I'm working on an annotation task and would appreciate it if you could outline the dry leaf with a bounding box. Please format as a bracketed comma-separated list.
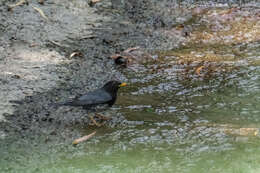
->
[195, 65, 204, 76]
[38, 0, 44, 5]
[124, 47, 140, 53]
[89, 0, 101, 7]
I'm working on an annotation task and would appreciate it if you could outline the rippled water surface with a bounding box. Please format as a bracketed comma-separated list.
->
[2, 40, 259, 173]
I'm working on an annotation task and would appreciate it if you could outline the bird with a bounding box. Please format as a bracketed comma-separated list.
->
[57, 80, 127, 126]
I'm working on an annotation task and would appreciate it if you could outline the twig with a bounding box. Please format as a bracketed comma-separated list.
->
[8, 0, 28, 11]
[92, 27, 112, 30]
[69, 51, 83, 59]
[32, 6, 48, 21]
[72, 131, 96, 145]
[49, 40, 62, 47]
[124, 47, 140, 53]
[49, 40, 70, 48]
[79, 35, 97, 40]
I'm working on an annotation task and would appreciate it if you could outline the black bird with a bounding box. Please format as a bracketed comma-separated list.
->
[59, 81, 126, 108]
[57, 81, 127, 125]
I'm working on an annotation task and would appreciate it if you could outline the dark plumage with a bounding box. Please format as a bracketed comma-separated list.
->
[57, 81, 126, 110]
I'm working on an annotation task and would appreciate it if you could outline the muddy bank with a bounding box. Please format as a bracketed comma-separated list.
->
[0, 0, 196, 138]
[0, 0, 108, 121]
[0, 1, 117, 145]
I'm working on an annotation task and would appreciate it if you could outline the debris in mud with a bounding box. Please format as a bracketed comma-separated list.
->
[79, 35, 97, 40]
[49, 40, 67, 47]
[195, 65, 204, 76]
[190, 7, 260, 44]
[38, 0, 44, 5]
[8, 0, 49, 20]
[191, 6, 209, 16]
[69, 51, 84, 59]
[88, 0, 102, 7]
[196, 123, 260, 137]
[110, 47, 154, 68]
[7, 0, 28, 11]
[152, 51, 238, 81]
[225, 128, 259, 137]
[32, 6, 48, 21]
[165, 24, 192, 39]
[181, 61, 236, 80]
[72, 131, 96, 145]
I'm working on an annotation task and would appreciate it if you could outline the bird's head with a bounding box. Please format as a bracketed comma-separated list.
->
[103, 81, 127, 94]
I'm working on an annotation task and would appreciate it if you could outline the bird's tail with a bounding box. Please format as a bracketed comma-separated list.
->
[48, 101, 76, 108]
[54, 101, 74, 106]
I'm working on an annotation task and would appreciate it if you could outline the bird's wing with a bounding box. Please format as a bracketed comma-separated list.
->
[73, 89, 112, 106]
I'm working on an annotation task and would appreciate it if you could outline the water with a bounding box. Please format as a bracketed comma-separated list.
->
[1, 5, 260, 173]
[2, 41, 260, 172]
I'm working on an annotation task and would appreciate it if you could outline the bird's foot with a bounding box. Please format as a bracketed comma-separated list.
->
[89, 114, 110, 127]
[89, 116, 103, 127]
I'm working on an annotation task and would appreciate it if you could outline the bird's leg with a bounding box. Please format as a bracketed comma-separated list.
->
[88, 114, 111, 127]
[89, 115, 102, 127]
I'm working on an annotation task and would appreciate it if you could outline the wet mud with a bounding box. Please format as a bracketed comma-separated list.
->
[0, 0, 196, 138]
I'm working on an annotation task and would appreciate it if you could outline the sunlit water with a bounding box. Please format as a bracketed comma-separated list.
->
[1, 6, 260, 173]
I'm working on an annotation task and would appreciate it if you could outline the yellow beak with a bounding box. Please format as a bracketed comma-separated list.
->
[119, 83, 127, 87]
